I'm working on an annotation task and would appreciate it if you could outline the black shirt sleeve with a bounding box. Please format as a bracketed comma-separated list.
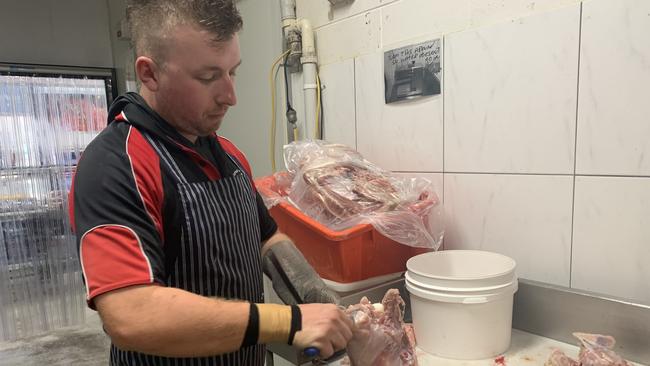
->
[71, 123, 167, 306]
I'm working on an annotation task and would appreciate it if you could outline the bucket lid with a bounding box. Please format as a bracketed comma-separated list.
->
[406, 250, 517, 290]
[405, 272, 514, 293]
[406, 279, 518, 304]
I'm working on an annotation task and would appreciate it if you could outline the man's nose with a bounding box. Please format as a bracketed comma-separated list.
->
[217, 76, 237, 106]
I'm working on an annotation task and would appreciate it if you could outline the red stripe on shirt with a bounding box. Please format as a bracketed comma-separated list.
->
[217, 135, 256, 192]
[114, 111, 126, 122]
[127, 127, 165, 243]
[80, 225, 154, 305]
[170, 140, 222, 180]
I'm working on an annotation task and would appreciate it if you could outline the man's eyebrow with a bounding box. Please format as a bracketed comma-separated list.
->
[200, 60, 242, 71]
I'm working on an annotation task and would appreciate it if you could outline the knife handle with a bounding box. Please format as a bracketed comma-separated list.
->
[304, 347, 319, 358]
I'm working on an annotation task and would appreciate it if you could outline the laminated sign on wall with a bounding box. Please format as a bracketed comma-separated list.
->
[384, 39, 441, 104]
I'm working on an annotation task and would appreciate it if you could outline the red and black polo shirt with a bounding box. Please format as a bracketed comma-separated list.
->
[69, 92, 277, 307]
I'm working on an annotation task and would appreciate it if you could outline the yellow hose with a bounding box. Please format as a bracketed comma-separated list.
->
[315, 72, 321, 140]
[270, 50, 291, 173]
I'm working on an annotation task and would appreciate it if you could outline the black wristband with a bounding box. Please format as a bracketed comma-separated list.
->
[288, 305, 302, 345]
[241, 303, 259, 348]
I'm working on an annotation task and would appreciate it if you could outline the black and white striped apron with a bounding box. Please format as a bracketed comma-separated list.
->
[110, 133, 265, 366]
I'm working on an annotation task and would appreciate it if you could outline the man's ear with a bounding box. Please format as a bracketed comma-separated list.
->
[135, 56, 160, 92]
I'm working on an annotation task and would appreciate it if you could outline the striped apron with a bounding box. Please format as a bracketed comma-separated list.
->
[110, 133, 265, 366]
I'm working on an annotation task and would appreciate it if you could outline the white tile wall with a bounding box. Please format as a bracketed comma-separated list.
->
[355, 52, 444, 172]
[315, 10, 381, 66]
[444, 5, 580, 174]
[572, 176, 650, 305]
[296, 0, 396, 29]
[296, 0, 582, 32]
[576, 0, 650, 176]
[319, 59, 357, 148]
[469, 0, 582, 28]
[443, 174, 574, 286]
[381, 0, 470, 47]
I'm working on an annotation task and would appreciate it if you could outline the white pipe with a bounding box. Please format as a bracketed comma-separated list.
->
[299, 19, 316, 61]
[302, 63, 317, 139]
[300, 18, 318, 140]
[280, 0, 296, 22]
[280, 0, 296, 37]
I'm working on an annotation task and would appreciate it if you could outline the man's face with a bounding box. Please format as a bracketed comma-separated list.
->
[155, 24, 241, 140]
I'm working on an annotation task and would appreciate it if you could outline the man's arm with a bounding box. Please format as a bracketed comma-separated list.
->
[95, 285, 249, 357]
[95, 284, 352, 358]
[261, 230, 291, 255]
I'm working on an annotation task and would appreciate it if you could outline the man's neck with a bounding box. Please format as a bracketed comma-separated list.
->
[139, 88, 198, 143]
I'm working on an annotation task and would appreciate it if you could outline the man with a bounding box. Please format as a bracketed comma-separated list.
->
[69, 1, 353, 365]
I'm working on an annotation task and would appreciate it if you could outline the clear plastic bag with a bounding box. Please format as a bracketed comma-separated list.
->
[255, 171, 293, 208]
[544, 333, 631, 366]
[575, 333, 631, 366]
[262, 140, 443, 249]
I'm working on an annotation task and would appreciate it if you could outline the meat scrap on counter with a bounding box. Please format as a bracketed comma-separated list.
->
[341, 289, 417, 366]
[545, 333, 632, 366]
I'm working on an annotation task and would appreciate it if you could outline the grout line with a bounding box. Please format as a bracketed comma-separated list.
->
[442, 33, 447, 251]
[353, 59, 358, 150]
[575, 174, 650, 178]
[391, 171, 650, 179]
[392, 171, 444, 174]
[440, 171, 574, 176]
[313, 1, 399, 32]
[570, 3, 584, 288]
[441, 36, 446, 207]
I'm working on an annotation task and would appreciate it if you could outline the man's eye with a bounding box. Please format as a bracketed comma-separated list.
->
[198, 75, 218, 83]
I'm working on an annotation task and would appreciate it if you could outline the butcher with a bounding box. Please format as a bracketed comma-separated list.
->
[68, 1, 353, 365]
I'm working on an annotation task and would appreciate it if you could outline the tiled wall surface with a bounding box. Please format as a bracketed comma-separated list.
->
[576, 0, 650, 176]
[444, 5, 580, 174]
[305, 0, 650, 305]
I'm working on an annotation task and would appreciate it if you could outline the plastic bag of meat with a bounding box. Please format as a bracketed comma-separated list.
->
[341, 289, 418, 366]
[544, 333, 632, 366]
[275, 140, 443, 249]
[575, 333, 632, 366]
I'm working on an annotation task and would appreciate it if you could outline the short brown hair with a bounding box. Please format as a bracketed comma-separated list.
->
[126, 0, 243, 61]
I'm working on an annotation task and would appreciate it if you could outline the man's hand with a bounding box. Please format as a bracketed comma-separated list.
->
[292, 303, 354, 359]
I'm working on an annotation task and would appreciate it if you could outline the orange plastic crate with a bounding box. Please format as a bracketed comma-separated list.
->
[257, 177, 430, 284]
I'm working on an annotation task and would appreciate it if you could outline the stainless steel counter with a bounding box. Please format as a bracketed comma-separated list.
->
[266, 277, 650, 365]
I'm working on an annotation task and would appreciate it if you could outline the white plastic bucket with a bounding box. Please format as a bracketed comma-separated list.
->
[405, 250, 518, 360]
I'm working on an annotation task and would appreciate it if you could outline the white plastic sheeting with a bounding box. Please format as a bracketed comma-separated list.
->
[0, 74, 107, 341]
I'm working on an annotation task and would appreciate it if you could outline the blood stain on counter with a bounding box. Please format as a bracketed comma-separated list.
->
[494, 355, 506, 365]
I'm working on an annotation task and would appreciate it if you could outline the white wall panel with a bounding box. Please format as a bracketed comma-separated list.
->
[576, 0, 650, 176]
[444, 173, 574, 286]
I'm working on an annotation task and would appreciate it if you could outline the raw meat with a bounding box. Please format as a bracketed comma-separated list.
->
[544, 349, 580, 366]
[544, 333, 631, 366]
[341, 289, 418, 366]
[301, 162, 401, 222]
[575, 333, 631, 366]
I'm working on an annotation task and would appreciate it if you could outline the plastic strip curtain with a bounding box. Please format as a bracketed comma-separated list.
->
[0, 74, 107, 341]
